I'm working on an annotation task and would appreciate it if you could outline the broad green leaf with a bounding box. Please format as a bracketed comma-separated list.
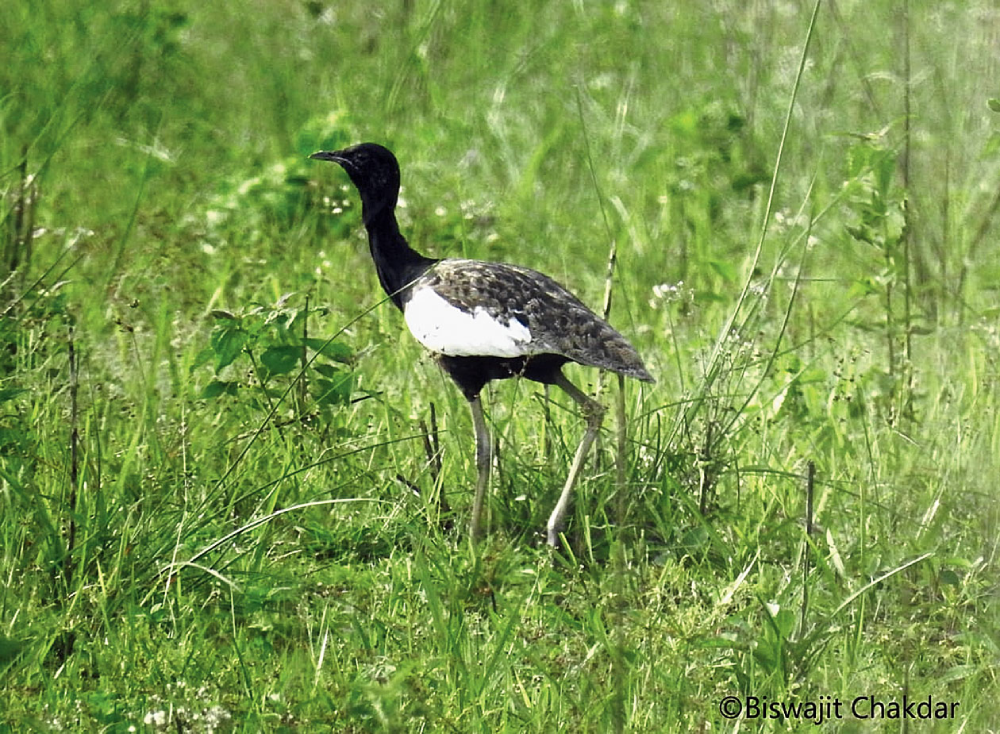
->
[305, 338, 353, 363]
[210, 325, 247, 370]
[260, 345, 302, 376]
[200, 380, 239, 399]
[190, 345, 214, 372]
[313, 363, 341, 379]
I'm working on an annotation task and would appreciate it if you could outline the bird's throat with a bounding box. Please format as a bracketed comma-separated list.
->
[363, 209, 436, 310]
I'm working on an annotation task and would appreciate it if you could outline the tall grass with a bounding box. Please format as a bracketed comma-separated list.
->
[1, 0, 998, 730]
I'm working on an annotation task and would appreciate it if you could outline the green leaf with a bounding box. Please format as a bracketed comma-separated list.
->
[190, 346, 215, 372]
[286, 307, 307, 336]
[939, 568, 961, 586]
[846, 277, 879, 299]
[873, 147, 897, 199]
[313, 363, 341, 379]
[0, 387, 28, 404]
[0, 635, 26, 664]
[315, 374, 353, 406]
[773, 607, 796, 639]
[200, 380, 239, 399]
[305, 338, 353, 363]
[260, 345, 302, 376]
[846, 142, 872, 178]
[210, 325, 247, 370]
[988, 98, 1000, 113]
[984, 131, 1000, 157]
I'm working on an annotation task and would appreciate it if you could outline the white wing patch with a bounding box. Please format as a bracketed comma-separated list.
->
[403, 287, 533, 357]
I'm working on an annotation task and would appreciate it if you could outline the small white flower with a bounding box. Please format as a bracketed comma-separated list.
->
[143, 710, 167, 727]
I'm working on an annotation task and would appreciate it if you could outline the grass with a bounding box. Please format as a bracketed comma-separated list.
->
[2, 0, 999, 730]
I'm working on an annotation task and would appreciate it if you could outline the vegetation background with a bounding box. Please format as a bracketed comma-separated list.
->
[1, 0, 997, 730]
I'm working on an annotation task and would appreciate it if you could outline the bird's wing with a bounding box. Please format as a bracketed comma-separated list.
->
[413, 259, 653, 382]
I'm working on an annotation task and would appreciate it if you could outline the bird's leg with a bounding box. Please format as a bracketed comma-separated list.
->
[469, 394, 491, 542]
[547, 373, 606, 547]
[541, 384, 552, 460]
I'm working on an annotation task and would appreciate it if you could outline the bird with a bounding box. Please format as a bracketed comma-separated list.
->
[310, 143, 654, 546]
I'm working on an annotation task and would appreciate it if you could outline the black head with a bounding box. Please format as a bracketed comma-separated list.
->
[310, 143, 401, 220]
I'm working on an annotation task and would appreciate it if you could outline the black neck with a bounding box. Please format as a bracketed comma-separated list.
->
[363, 207, 437, 310]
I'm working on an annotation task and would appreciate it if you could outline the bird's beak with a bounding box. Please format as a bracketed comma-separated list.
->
[309, 150, 346, 163]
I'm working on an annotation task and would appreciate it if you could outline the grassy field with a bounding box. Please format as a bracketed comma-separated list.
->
[2, 0, 998, 730]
